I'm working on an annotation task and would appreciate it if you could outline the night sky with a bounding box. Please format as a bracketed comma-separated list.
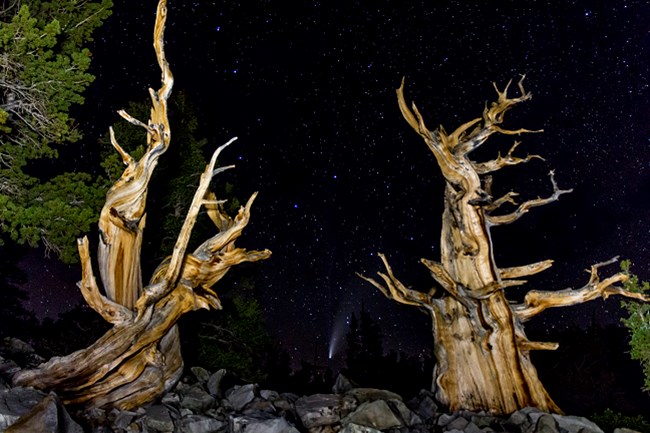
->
[20, 1, 650, 369]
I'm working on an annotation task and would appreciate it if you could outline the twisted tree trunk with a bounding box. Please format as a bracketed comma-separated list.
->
[12, 0, 270, 410]
[360, 77, 650, 414]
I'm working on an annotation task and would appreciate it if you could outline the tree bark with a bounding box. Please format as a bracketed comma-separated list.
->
[360, 77, 650, 414]
[12, 0, 270, 410]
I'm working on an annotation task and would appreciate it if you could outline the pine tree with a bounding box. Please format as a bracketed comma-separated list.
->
[620, 260, 650, 391]
[0, 0, 112, 262]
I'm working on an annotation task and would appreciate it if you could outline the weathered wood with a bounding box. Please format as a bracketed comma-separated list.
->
[360, 76, 649, 414]
[12, 0, 270, 410]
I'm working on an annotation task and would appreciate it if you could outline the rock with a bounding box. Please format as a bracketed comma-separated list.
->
[535, 414, 560, 433]
[111, 409, 138, 430]
[261, 389, 280, 401]
[437, 413, 457, 427]
[295, 393, 355, 429]
[143, 404, 175, 432]
[206, 369, 233, 398]
[231, 415, 299, 433]
[333, 374, 354, 394]
[0, 387, 48, 430]
[5, 392, 83, 433]
[551, 414, 604, 433]
[387, 399, 422, 427]
[242, 396, 276, 414]
[0, 359, 20, 383]
[346, 388, 402, 403]
[408, 392, 437, 422]
[614, 429, 643, 433]
[227, 383, 258, 412]
[190, 367, 210, 385]
[180, 414, 226, 433]
[180, 386, 216, 412]
[339, 422, 382, 433]
[341, 400, 402, 430]
[446, 416, 469, 431]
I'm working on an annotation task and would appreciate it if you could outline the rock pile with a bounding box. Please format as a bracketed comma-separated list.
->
[0, 339, 637, 433]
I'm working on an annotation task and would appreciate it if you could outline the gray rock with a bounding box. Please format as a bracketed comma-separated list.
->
[181, 386, 216, 412]
[446, 416, 469, 431]
[437, 413, 457, 427]
[341, 400, 402, 430]
[5, 392, 83, 433]
[242, 396, 276, 414]
[295, 394, 353, 428]
[551, 414, 604, 433]
[614, 429, 643, 433]
[387, 399, 422, 427]
[506, 409, 530, 432]
[409, 394, 437, 422]
[180, 414, 225, 433]
[227, 384, 258, 412]
[464, 422, 485, 433]
[190, 366, 211, 385]
[333, 374, 354, 394]
[112, 409, 138, 430]
[0, 387, 48, 430]
[206, 369, 227, 397]
[340, 422, 382, 433]
[274, 394, 298, 413]
[143, 404, 175, 432]
[535, 414, 560, 433]
[261, 389, 280, 401]
[346, 388, 402, 403]
[231, 415, 299, 433]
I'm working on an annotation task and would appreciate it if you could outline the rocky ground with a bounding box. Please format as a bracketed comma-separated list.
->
[0, 338, 640, 433]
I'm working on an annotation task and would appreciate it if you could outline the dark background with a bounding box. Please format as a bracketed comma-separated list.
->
[16, 0, 650, 414]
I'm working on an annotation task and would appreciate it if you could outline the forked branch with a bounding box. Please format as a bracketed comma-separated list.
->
[514, 258, 650, 322]
[486, 171, 572, 226]
[357, 253, 434, 309]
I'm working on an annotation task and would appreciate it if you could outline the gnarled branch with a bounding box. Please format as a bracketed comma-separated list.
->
[474, 141, 544, 174]
[357, 253, 434, 309]
[514, 258, 650, 322]
[486, 171, 572, 226]
[499, 260, 554, 279]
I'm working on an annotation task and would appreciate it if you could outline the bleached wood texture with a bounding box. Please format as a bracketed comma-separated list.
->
[359, 76, 650, 415]
[12, 0, 270, 410]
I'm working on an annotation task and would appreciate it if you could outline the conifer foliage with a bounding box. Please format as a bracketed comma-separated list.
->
[0, 0, 112, 262]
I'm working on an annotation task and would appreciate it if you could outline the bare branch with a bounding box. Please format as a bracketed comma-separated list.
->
[499, 260, 554, 279]
[517, 338, 559, 352]
[137, 138, 237, 311]
[474, 141, 545, 174]
[76, 236, 133, 325]
[514, 258, 650, 322]
[358, 253, 434, 309]
[486, 171, 572, 226]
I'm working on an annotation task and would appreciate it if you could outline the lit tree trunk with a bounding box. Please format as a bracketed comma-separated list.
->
[12, 0, 270, 410]
[359, 77, 650, 414]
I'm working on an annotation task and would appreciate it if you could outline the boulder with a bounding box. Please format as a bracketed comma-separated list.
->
[535, 414, 560, 433]
[190, 366, 211, 385]
[180, 385, 216, 412]
[295, 393, 356, 429]
[339, 422, 382, 433]
[179, 414, 225, 433]
[346, 388, 401, 404]
[332, 374, 354, 394]
[143, 404, 175, 432]
[387, 399, 422, 427]
[231, 415, 299, 433]
[5, 392, 82, 433]
[227, 383, 258, 412]
[0, 387, 48, 430]
[341, 400, 402, 430]
[551, 414, 604, 433]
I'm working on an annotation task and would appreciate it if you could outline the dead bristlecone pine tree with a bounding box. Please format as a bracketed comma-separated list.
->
[12, 0, 270, 410]
[358, 76, 650, 415]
